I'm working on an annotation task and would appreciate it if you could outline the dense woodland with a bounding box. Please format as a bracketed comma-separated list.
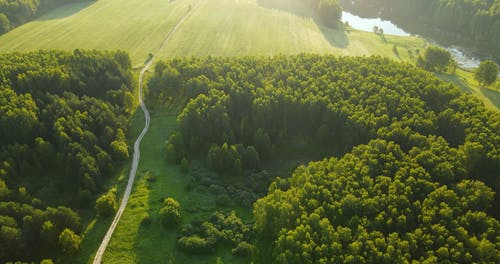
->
[148, 55, 500, 262]
[0, 50, 133, 262]
[0, 0, 85, 34]
[340, 0, 500, 58]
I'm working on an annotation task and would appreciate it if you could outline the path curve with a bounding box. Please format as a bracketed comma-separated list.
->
[92, 2, 201, 263]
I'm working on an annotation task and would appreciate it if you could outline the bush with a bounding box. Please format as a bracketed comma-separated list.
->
[416, 46, 454, 72]
[95, 188, 117, 217]
[475, 60, 498, 87]
[58, 228, 81, 254]
[40, 260, 54, 264]
[232, 241, 254, 257]
[159, 198, 182, 228]
[178, 235, 214, 254]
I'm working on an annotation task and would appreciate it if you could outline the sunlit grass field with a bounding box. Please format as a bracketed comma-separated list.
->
[0, 0, 425, 63]
[0, 0, 194, 65]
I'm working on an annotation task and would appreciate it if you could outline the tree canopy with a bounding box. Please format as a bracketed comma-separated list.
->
[0, 50, 133, 262]
[475, 60, 499, 86]
[0, 0, 87, 35]
[416, 46, 455, 73]
[254, 139, 500, 263]
[148, 54, 500, 262]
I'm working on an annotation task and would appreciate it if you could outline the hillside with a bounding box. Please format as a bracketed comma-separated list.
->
[0, 0, 425, 64]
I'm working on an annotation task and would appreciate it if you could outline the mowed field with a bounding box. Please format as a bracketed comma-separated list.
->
[0, 0, 426, 64]
[0, 0, 194, 65]
[159, 0, 426, 59]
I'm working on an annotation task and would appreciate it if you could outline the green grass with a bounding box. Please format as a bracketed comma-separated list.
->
[159, 0, 426, 59]
[0, 0, 195, 65]
[436, 69, 500, 110]
[0, 0, 424, 63]
[92, 103, 249, 264]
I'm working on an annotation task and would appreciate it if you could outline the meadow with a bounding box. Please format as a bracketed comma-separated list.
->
[0, 0, 425, 63]
[0, 0, 193, 65]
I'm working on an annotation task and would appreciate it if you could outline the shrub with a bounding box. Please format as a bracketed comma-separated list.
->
[159, 198, 182, 228]
[178, 235, 214, 254]
[232, 241, 254, 257]
[95, 188, 118, 217]
[58, 228, 81, 254]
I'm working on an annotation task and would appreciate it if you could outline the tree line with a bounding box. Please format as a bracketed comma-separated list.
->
[0, 50, 133, 262]
[340, 0, 500, 60]
[0, 0, 87, 34]
[147, 54, 499, 261]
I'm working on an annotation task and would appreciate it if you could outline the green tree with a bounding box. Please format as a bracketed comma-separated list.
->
[0, 13, 10, 34]
[95, 188, 117, 217]
[417, 46, 454, 72]
[318, 0, 342, 28]
[475, 60, 498, 87]
[58, 228, 81, 254]
[159, 197, 182, 228]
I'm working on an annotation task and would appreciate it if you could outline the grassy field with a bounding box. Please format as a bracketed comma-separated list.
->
[0, 0, 425, 63]
[437, 69, 500, 110]
[0, 0, 194, 65]
[159, 0, 426, 59]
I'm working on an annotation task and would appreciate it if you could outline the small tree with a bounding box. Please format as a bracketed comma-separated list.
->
[58, 228, 81, 254]
[95, 188, 117, 217]
[159, 197, 182, 228]
[318, 0, 342, 28]
[0, 13, 10, 34]
[475, 60, 498, 87]
[417, 46, 454, 73]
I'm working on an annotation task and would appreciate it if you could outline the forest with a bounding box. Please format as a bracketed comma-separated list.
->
[0, 50, 133, 262]
[147, 55, 500, 262]
[340, 0, 500, 58]
[0, 0, 86, 34]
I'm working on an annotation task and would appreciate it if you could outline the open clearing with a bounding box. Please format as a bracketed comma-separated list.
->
[0, 0, 424, 63]
[159, 0, 425, 59]
[0, 0, 194, 65]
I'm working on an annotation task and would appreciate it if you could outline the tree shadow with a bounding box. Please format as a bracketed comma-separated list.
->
[257, 0, 350, 48]
[37, 1, 95, 21]
[318, 25, 349, 48]
[435, 72, 474, 94]
[257, 0, 315, 18]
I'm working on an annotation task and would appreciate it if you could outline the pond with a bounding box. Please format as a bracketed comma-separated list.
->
[341, 11, 410, 37]
[341, 11, 482, 69]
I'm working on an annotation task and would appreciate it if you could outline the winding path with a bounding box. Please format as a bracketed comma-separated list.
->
[92, 3, 201, 263]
